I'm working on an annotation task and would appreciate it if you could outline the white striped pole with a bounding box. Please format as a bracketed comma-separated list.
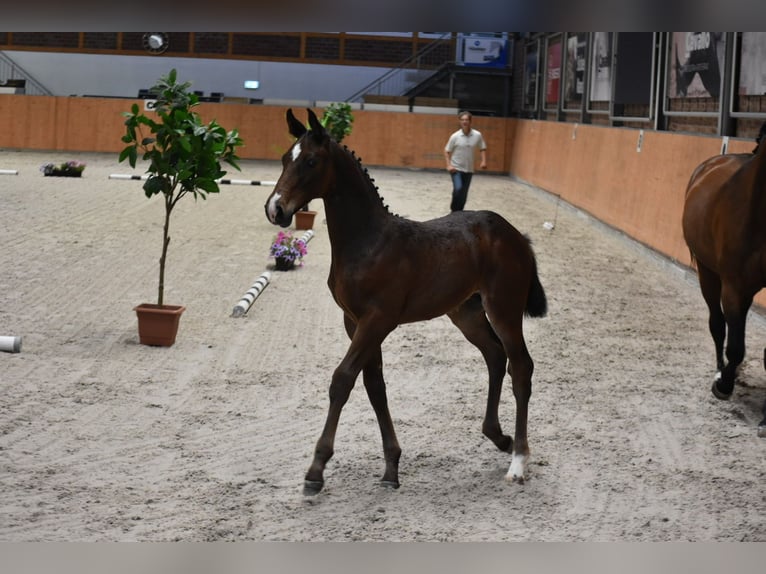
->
[217, 178, 277, 186]
[108, 174, 148, 180]
[0, 336, 22, 353]
[299, 229, 315, 244]
[231, 271, 272, 317]
[0, 169, 18, 175]
[108, 174, 276, 186]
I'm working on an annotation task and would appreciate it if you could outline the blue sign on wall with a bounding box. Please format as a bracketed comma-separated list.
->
[461, 36, 509, 68]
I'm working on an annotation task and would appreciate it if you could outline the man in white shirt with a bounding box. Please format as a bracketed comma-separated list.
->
[444, 111, 487, 211]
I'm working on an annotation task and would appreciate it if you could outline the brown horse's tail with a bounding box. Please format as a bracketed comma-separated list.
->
[525, 258, 548, 318]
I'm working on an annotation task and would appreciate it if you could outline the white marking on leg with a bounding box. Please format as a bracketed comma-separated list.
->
[714, 371, 722, 382]
[267, 192, 282, 222]
[291, 142, 302, 162]
[505, 453, 528, 483]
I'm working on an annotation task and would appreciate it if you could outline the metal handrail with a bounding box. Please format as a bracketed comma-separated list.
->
[0, 51, 53, 95]
[345, 33, 454, 103]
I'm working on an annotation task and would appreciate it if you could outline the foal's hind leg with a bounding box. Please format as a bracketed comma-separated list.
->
[448, 294, 512, 453]
[482, 297, 534, 483]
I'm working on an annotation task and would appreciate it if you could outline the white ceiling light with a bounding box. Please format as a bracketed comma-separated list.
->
[142, 33, 169, 54]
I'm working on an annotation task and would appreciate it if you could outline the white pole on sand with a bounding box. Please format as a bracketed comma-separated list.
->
[299, 229, 315, 244]
[108, 174, 277, 186]
[231, 271, 272, 318]
[229, 229, 315, 318]
[0, 336, 22, 353]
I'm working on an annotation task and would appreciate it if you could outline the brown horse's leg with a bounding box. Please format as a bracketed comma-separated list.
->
[343, 315, 402, 488]
[759, 399, 766, 438]
[715, 284, 753, 399]
[697, 263, 726, 373]
[448, 295, 512, 453]
[304, 314, 394, 495]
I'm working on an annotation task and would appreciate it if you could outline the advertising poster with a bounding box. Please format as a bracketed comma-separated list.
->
[589, 32, 612, 102]
[564, 33, 587, 103]
[461, 35, 508, 68]
[546, 36, 562, 106]
[523, 41, 539, 109]
[738, 32, 766, 96]
[669, 32, 725, 98]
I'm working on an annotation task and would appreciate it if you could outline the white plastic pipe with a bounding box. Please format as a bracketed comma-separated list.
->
[108, 174, 149, 180]
[217, 178, 277, 186]
[299, 229, 315, 244]
[0, 335, 22, 353]
[231, 271, 272, 317]
[108, 174, 276, 186]
[0, 169, 18, 175]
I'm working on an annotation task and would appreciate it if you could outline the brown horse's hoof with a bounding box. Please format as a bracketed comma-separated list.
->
[303, 480, 324, 496]
[380, 480, 400, 490]
[758, 424, 766, 438]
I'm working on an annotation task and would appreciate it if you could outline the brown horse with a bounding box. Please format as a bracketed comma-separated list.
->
[265, 109, 548, 494]
[682, 141, 766, 437]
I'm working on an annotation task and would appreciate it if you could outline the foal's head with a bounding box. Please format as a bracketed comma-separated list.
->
[265, 108, 334, 228]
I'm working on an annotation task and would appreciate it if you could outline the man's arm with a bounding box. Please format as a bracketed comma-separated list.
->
[445, 149, 455, 172]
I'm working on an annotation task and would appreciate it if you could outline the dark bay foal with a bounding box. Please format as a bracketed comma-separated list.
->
[265, 108, 548, 493]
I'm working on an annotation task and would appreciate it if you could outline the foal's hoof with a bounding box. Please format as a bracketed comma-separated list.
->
[303, 479, 324, 496]
[710, 371, 734, 401]
[711, 378, 733, 401]
[504, 453, 528, 484]
[380, 480, 400, 490]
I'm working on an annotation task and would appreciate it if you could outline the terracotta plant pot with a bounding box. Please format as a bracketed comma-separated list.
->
[295, 210, 317, 230]
[134, 303, 186, 347]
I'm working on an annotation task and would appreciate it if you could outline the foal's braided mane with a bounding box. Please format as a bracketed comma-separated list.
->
[341, 143, 401, 218]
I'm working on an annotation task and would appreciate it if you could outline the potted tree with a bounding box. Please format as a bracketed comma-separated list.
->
[120, 69, 243, 346]
[294, 102, 355, 230]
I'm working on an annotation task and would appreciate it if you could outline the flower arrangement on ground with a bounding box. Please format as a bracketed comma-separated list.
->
[40, 160, 86, 177]
[269, 230, 308, 270]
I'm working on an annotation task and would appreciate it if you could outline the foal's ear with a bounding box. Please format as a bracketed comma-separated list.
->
[306, 108, 328, 141]
[286, 108, 307, 139]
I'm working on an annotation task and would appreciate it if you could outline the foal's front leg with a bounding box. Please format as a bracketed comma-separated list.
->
[361, 347, 402, 487]
[343, 314, 401, 488]
[304, 314, 393, 495]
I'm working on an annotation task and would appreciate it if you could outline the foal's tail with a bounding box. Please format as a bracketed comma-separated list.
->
[525, 250, 548, 318]
[525, 266, 548, 318]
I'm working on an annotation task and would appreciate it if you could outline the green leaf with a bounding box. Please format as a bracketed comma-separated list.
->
[143, 175, 166, 198]
[195, 178, 220, 195]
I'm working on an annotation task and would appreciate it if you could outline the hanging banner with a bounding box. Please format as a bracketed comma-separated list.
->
[739, 32, 766, 96]
[669, 32, 725, 98]
[564, 33, 587, 103]
[589, 32, 612, 102]
[546, 37, 562, 105]
[523, 40, 539, 110]
[460, 36, 508, 68]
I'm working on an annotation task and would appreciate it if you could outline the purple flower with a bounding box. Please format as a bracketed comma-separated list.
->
[269, 230, 308, 266]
